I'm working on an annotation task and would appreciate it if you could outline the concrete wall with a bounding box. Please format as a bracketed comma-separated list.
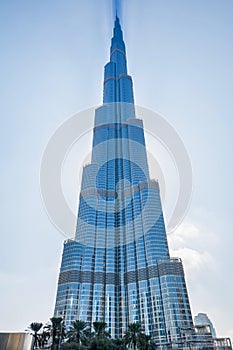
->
[0, 333, 34, 350]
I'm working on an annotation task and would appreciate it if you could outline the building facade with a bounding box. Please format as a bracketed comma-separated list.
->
[53, 16, 231, 349]
[195, 313, 217, 339]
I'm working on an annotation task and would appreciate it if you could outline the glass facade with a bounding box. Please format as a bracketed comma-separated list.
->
[53, 16, 221, 348]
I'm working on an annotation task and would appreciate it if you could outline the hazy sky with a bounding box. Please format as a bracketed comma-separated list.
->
[0, 0, 232, 341]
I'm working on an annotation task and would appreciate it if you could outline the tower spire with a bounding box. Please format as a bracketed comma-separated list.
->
[113, 0, 121, 22]
[102, 11, 134, 105]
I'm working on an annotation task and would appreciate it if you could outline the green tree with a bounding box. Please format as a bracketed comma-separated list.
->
[62, 342, 84, 350]
[138, 333, 151, 350]
[123, 323, 143, 350]
[44, 317, 65, 350]
[28, 322, 43, 348]
[88, 338, 114, 350]
[111, 337, 127, 349]
[148, 340, 157, 350]
[38, 329, 51, 348]
[92, 321, 110, 339]
[67, 320, 89, 345]
[88, 321, 112, 349]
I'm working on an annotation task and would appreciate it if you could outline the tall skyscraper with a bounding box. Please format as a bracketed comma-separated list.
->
[53, 15, 230, 349]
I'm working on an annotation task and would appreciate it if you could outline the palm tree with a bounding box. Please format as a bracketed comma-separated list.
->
[28, 322, 43, 348]
[62, 342, 84, 350]
[89, 337, 115, 350]
[148, 340, 157, 350]
[111, 337, 127, 349]
[92, 321, 110, 339]
[44, 317, 65, 350]
[88, 321, 112, 349]
[123, 323, 143, 350]
[67, 320, 89, 345]
[38, 329, 51, 348]
[138, 333, 151, 350]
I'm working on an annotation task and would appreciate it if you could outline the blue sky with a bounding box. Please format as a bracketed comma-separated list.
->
[0, 0, 232, 340]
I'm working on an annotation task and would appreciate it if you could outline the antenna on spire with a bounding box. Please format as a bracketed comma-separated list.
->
[113, 0, 121, 20]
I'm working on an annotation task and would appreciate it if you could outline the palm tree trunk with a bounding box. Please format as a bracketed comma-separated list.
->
[51, 332, 56, 350]
[34, 333, 38, 349]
